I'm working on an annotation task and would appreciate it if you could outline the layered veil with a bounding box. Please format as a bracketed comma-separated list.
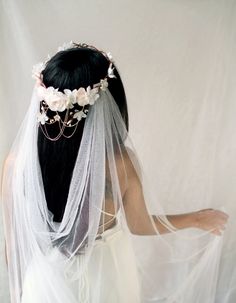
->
[1, 84, 226, 302]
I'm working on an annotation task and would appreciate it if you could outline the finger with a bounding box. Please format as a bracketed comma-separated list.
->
[216, 210, 229, 219]
[211, 229, 222, 236]
[219, 214, 229, 221]
[212, 222, 226, 230]
[218, 218, 228, 225]
[219, 224, 226, 231]
[213, 215, 229, 224]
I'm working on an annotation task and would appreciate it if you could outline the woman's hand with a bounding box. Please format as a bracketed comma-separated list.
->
[192, 208, 229, 236]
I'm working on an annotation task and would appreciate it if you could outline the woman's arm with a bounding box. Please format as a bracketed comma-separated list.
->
[122, 151, 228, 236]
[1, 154, 14, 268]
[152, 209, 228, 236]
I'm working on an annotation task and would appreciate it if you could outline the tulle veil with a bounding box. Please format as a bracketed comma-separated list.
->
[1, 83, 226, 303]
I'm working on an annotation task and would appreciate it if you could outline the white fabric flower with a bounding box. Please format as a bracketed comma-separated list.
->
[87, 86, 100, 105]
[64, 89, 78, 104]
[46, 54, 51, 61]
[108, 63, 116, 79]
[100, 79, 108, 91]
[37, 112, 48, 125]
[37, 86, 47, 101]
[64, 89, 78, 108]
[57, 41, 74, 52]
[76, 88, 90, 106]
[32, 62, 46, 79]
[43, 87, 67, 112]
[106, 52, 114, 63]
[73, 110, 87, 121]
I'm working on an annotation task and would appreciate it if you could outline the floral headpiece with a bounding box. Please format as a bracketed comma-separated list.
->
[32, 41, 116, 141]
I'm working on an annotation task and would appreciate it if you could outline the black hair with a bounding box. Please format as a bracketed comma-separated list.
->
[37, 46, 129, 223]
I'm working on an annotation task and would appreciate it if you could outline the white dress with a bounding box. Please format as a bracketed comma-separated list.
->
[21, 211, 142, 303]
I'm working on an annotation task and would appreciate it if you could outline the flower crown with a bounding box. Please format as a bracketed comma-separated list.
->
[32, 42, 116, 141]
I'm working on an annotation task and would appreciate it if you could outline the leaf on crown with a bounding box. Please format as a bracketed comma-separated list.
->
[37, 112, 49, 125]
[73, 110, 87, 121]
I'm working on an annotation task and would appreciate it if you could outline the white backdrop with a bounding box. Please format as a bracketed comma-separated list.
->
[1, 0, 236, 302]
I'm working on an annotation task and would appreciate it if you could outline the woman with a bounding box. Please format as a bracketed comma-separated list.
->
[1, 42, 228, 303]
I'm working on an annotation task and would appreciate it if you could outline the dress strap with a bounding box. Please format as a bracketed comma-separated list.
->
[95, 208, 122, 242]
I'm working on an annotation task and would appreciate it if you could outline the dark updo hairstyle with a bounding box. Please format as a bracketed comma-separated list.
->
[37, 44, 129, 222]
